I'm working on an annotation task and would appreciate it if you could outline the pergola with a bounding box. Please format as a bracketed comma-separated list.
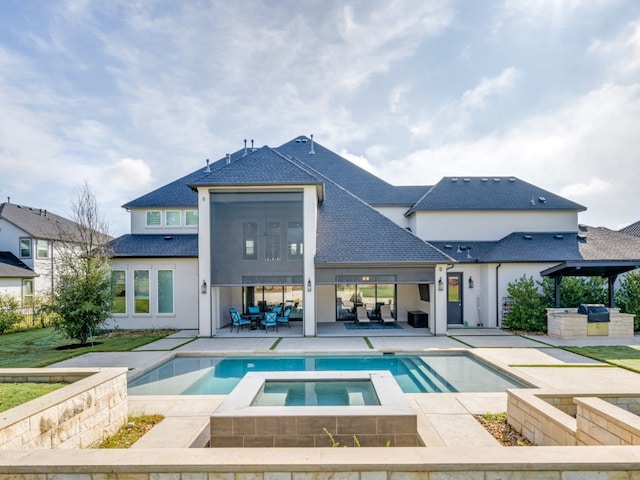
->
[540, 260, 640, 308]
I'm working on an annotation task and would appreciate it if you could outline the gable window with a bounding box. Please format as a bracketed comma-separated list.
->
[110, 270, 126, 314]
[265, 222, 281, 261]
[36, 240, 49, 259]
[165, 211, 181, 226]
[287, 222, 303, 259]
[22, 279, 34, 307]
[185, 210, 198, 227]
[146, 211, 161, 227]
[134, 270, 150, 314]
[19, 238, 32, 258]
[157, 270, 174, 314]
[243, 222, 257, 260]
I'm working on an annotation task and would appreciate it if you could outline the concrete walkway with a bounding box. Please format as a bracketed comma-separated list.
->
[48, 329, 640, 449]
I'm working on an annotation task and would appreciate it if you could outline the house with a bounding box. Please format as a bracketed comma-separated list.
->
[621, 220, 640, 237]
[0, 202, 88, 305]
[109, 135, 640, 335]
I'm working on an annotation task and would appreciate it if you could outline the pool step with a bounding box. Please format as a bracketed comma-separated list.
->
[400, 358, 454, 393]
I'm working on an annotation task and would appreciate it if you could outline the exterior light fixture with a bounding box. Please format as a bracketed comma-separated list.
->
[307, 278, 312, 292]
[201, 280, 207, 294]
[438, 277, 444, 291]
[468, 277, 474, 289]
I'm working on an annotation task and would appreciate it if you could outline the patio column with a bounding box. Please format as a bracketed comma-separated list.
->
[303, 186, 317, 336]
[197, 187, 213, 337]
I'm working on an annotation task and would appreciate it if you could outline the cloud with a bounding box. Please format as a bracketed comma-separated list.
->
[389, 83, 411, 114]
[460, 68, 522, 110]
[588, 20, 640, 79]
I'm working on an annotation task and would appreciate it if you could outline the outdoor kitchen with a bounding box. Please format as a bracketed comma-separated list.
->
[546, 304, 635, 339]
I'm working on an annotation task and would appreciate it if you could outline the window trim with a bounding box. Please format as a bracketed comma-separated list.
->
[185, 210, 198, 227]
[22, 279, 34, 307]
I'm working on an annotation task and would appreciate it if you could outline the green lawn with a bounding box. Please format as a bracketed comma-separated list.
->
[0, 327, 177, 368]
[0, 382, 67, 413]
[563, 345, 640, 374]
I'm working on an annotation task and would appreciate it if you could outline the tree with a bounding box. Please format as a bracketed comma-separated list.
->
[503, 275, 547, 332]
[615, 271, 640, 331]
[49, 182, 112, 344]
[0, 293, 21, 334]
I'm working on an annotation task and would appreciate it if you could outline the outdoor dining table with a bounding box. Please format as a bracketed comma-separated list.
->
[241, 312, 264, 330]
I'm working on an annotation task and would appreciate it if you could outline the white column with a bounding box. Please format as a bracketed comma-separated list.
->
[303, 187, 317, 337]
[197, 187, 212, 337]
[432, 264, 448, 335]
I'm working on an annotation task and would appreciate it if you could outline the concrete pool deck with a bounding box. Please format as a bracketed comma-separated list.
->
[48, 328, 640, 450]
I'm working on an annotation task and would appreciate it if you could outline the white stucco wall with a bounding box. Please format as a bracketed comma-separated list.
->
[373, 206, 411, 229]
[413, 210, 579, 241]
[107, 257, 198, 330]
[129, 208, 199, 235]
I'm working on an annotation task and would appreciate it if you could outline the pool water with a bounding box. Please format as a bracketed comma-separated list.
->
[127, 353, 526, 395]
[252, 379, 380, 406]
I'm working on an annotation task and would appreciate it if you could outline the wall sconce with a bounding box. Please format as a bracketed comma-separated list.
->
[307, 278, 312, 292]
[438, 277, 444, 291]
[201, 280, 207, 294]
[468, 276, 474, 289]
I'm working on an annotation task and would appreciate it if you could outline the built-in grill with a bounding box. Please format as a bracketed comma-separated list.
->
[578, 304, 610, 336]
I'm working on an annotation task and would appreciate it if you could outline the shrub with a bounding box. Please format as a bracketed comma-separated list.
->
[616, 271, 640, 331]
[503, 275, 547, 332]
[540, 276, 607, 308]
[0, 293, 21, 334]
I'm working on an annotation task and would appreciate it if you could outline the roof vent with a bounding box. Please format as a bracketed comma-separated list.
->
[444, 244, 452, 249]
[309, 134, 315, 154]
[481, 178, 488, 182]
[243, 139, 248, 156]
[554, 234, 564, 240]
[226, 153, 231, 165]
[508, 177, 516, 182]
[204, 159, 211, 172]
[295, 138, 301, 143]
[523, 235, 532, 240]
[451, 177, 458, 182]
[538, 196, 546, 203]
[164, 236, 173, 241]
[493, 178, 500, 182]
[463, 178, 470, 182]
[577, 234, 587, 241]
[251, 139, 255, 151]
[530, 197, 535, 206]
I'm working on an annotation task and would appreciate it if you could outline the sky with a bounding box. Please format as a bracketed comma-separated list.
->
[1, 0, 639, 236]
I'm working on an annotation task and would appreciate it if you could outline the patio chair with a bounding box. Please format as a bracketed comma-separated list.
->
[247, 305, 260, 315]
[276, 307, 292, 328]
[261, 311, 278, 332]
[272, 305, 283, 315]
[355, 306, 370, 325]
[380, 304, 395, 327]
[230, 308, 250, 333]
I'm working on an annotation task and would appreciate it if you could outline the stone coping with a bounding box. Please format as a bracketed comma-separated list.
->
[2, 445, 640, 474]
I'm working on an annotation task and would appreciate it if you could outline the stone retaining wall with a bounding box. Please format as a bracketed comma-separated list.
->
[0, 368, 128, 449]
[576, 397, 640, 445]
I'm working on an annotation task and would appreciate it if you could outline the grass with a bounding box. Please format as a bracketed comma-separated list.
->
[0, 327, 177, 368]
[94, 414, 164, 448]
[0, 382, 67, 412]
[563, 345, 640, 374]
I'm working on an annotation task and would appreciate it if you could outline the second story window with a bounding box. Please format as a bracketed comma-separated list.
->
[265, 222, 281, 261]
[37, 240, 49, 259]
[287, 222, 303, 259]
[19, 238, 32, 258]
[185, 210, 198, 227]
[165, 211, 181, 226]
[243, 222, 257, 260]
[146, 211, 161, 227]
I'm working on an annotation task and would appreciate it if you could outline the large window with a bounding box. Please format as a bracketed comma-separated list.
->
[36, 240, 49, 259]
[265, 222, 281, 261]
[243, 222, 257, 260]
[146, 211, 161, 227]
[110, 270, 126, 314]
[335, 277, 396, 321]
[22, 279, 33, 307]
[287, 222, 303, 259]
[134, 270, 150, 313]
[19, 238, 32, 258]
[157, 270, 174, 314]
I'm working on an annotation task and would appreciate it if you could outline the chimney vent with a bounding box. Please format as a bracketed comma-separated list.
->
[244, 139, 248, 156]
[251, 139, 255, 151]
[204, 159, 211, 172]
[226, 154, 231, 165]
[309, 134, 315, 154]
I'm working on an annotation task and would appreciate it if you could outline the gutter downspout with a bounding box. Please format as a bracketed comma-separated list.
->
[495, 263, 502, 327]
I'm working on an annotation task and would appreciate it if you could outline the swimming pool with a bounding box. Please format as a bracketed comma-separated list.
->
[128, 353, 527, 395]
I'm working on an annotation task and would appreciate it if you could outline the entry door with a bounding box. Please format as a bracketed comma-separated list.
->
[447, 273, 463, 325]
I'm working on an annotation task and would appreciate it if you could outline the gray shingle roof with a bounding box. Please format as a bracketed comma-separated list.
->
[109, 234, 198, 257]
[189, 146, 323, 187]
[315, 179, 452, 264]
[0, 202, 85, 241]
[429, 226, 640, 264]
[620, 220, 640, 237]
[0, 252, 37, 278]
[409, 177, 586, 213]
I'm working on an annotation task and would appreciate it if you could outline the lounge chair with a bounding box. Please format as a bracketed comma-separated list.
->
[355, 306, 370, 325]
[276, 307, 291, 328]
[380, 304, 395, 327]
[261, 311, 278, 332]
[229, 308, 250, 333]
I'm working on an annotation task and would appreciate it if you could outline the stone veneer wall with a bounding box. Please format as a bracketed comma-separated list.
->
[508, 389, 640, 447]
[546, 308, 634, 339]
[0, 368, 128, 449]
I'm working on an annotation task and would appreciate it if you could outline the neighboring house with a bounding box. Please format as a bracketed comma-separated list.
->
[109, 135, 640, 336]
[621, 220, 640, 237]
[0, 202, 90, 304]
